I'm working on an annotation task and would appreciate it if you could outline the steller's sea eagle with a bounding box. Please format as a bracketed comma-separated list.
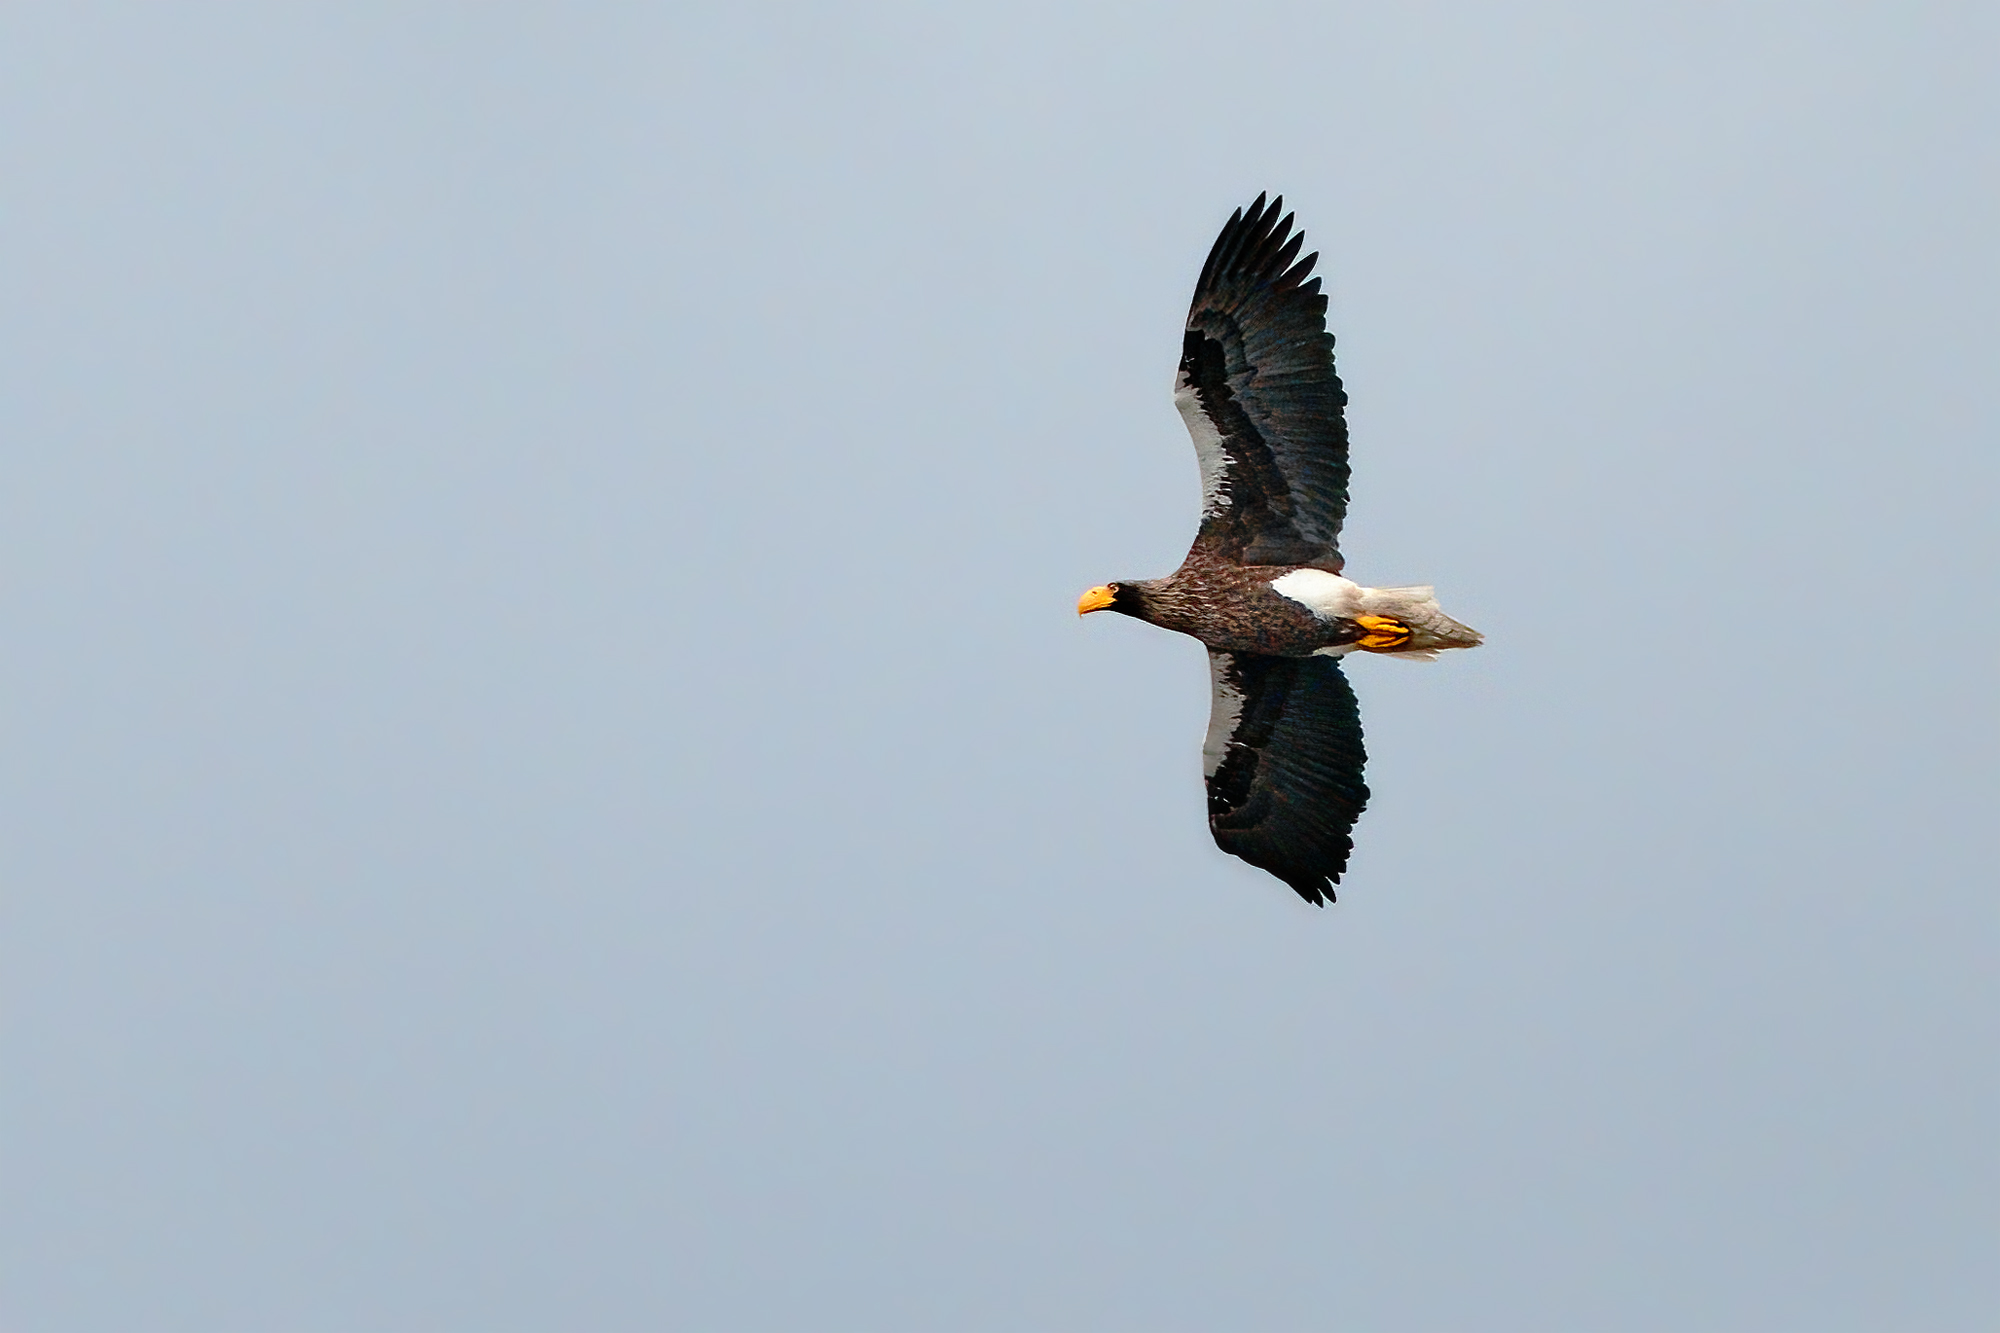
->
[1078, 194, 1481, 906]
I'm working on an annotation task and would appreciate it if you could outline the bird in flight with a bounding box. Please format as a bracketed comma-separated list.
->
[1078, 194, 1481, 905]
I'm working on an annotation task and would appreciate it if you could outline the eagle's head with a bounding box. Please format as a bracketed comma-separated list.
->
[1076, 582, 1144, 617]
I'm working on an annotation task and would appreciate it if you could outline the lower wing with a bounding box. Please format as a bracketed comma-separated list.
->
[1203, 651, 1370, 905]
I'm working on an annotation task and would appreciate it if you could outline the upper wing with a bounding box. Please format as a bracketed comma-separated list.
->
[1176, 194, 1351, 571]
[1203, 650, 1369, 905]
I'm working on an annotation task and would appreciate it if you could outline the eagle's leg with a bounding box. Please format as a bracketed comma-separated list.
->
[1353, 614, 1414, 651]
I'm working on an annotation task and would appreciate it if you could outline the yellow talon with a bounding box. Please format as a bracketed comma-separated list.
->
[1355, 614, 1413, 651]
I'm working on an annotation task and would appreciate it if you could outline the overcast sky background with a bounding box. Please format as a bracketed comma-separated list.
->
[5, 4, 1996, 1331]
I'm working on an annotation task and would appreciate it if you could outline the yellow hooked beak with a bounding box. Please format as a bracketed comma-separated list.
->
[1077, 585, 1117, 615]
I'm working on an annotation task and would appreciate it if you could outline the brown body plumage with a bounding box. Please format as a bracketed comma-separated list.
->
[1091, 564, 1362, 657]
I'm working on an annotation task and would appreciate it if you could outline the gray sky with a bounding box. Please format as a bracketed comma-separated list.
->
[5, 4, 1996, 1330]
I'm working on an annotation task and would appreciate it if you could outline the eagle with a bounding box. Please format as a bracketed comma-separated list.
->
[1078, 194, 1482, 905]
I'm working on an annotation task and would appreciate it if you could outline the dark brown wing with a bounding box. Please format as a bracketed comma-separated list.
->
[1203, 650, 1369, 905]
[1177, 194, 1351, 572]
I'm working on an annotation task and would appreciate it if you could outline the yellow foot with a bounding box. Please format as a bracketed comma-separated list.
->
[1354, 614, 1414, 651]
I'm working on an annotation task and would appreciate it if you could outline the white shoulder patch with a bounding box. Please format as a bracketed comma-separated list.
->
[1174, 376, 1233, 517]
[1269, 569, 1360, 619]
[1202, 654, 1245, 777]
